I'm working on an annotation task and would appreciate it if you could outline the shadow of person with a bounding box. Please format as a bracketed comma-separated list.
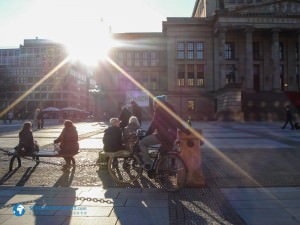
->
[15, 163, 40, 186]
[0, 167, 21, 185]
[168, 187, 246, 225]
[53, 166, 76, 187]
[32, 187, 77, 225]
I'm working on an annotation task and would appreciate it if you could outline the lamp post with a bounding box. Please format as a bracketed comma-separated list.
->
[88, 85, 102, 120]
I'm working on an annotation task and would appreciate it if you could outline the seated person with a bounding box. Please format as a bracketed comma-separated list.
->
[54, 120, 79, 167]
[123, 116, 140, 151]
[16, 122, 39, 155]
[103, 118, 123, 152]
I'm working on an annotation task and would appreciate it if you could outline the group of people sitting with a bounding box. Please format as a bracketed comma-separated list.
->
[15, 120, 79, 168]
[14, 95, 190, 170]
[103, 95, 190, 169]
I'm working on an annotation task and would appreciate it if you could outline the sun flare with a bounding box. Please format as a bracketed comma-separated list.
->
[65, 23, 114, 66]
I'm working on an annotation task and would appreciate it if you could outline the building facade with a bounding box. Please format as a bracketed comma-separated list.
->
[98, 0, 300, 121]
[0, 38, 96, 119]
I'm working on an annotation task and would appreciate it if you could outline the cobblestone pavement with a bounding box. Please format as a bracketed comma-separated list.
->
[1, 121, 300, 224]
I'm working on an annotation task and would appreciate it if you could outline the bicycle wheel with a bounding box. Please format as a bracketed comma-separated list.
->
[107, 155, 143, 184]
[156, 153, 187, 192]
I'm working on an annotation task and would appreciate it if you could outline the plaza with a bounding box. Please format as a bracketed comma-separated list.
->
[0, 120, 300, 224]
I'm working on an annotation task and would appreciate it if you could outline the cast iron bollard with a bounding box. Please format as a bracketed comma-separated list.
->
[177, 129, 205, 187]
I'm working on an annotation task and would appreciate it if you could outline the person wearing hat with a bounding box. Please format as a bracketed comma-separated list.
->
[139, 95, 189, 169]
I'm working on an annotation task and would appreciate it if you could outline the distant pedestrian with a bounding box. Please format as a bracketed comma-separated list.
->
[54, 120, 79, 169]
[119, 105, 132, 129]
[7, 111, 13, 124]
[131, 100, 142, 126]
[281, 105, 295, 130]
[33, 108, 40, 130]
[37, 110, 44, 129]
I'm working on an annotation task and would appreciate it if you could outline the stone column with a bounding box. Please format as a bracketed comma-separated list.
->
[245, 28, 254, 90]
[271, 29, 281, 90]
[297, 31, 300, 92]
[218, 28, 226, 88]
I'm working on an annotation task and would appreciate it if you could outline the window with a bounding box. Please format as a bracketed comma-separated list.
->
[177, 42, 185, 59]
[187, 64, 194, 86]
[253, 42, 260, 60]
[196, 64, 204, 87]
[279, 42, 284, 60]
[150, 52, 157, 66]
[187, 42, 194, 60]
[225, 64, 236, 84]
[224, 42, 235, 60]
[177, 64, 185, 86]
[142, 52, 148, 66]
[117, 52, 124, 66]
[150, 75, 158, 90]
[126, 52, 132, 66]
[134, 52, 140, 66]
[196, 42, 204, 60]
[187, 100, 195, 111]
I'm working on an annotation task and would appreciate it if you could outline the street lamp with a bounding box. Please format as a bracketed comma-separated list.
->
[88, 85, 101, 119]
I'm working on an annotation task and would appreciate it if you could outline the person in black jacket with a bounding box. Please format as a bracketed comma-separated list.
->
[139, 95, 189, 169]
[131, 100, 142, 126]
[281, 105, 295, 130]
[54, 120, 79, 167]
[103, 118, 123, 152]
[17, 122, 39, 155]
[119, 106, 132, 130]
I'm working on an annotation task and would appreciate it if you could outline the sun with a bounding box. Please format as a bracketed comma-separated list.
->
[64, 20, 114, 67]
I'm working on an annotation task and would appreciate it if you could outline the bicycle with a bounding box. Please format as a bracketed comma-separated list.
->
[106, 129, 187, 192]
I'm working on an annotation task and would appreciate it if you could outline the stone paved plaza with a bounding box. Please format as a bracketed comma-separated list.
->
[0, 120, 300, 224]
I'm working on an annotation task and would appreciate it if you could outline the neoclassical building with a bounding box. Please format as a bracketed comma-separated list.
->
[98, 0, 300, 121]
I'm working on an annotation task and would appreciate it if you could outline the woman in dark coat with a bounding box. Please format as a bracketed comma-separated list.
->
[54, 120, 79, 166]
[17, 122, 38, 155]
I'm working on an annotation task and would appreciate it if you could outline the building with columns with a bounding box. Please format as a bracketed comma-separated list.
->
[98, 0, 300, 121]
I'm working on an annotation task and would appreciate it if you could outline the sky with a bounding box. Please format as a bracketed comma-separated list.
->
[0, 0, 196, 48]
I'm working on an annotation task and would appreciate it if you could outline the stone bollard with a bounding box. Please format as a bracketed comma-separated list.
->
[97, 150, 108, 170]
[177, 129, 205, 187]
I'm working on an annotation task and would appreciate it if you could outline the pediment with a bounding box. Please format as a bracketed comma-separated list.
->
[233, 0, 300, 15]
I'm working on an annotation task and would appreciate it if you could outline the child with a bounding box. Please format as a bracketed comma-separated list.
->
[103, 118, 123, 152]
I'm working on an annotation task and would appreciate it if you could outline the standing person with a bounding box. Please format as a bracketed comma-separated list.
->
[119, 105, 132, 130]
[33, 108, 40, 130]
[54, 120, 79, 168]
[139, 95, 190, 169]
[16, 122, 39, 155]
[37, 110, 44, 129]
[131, 100, 142, 126]
[103, 118, 123, 152]
[7, 111, 13, 124]
[281, 105, 295, 130]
